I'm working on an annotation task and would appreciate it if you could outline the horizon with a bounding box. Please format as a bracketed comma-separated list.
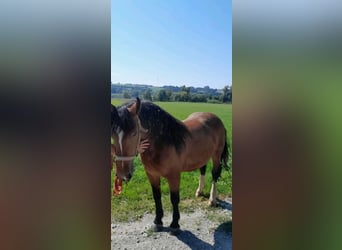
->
[111, 0, 232, 89]
[111, 81, 231, 90]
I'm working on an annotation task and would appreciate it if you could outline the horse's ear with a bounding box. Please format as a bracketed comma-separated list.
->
[111, 104, 119, 128]
[136, 97, 141, 114]
[127, 97, 141, 115]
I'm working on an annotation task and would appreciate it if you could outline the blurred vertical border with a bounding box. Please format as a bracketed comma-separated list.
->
[233, 1, 342, 250]
[0, 1, 111, 250]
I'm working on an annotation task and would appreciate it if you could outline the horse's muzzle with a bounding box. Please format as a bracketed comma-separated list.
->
[116, 172, 132, 183]
[115, 158, 134, 184]
[126, 173, 132, 182]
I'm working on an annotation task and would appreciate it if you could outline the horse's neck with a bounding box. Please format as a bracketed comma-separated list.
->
[139, 131, 149, 141]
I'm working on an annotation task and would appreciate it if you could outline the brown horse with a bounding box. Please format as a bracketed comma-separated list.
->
[111, 97, 230, 235]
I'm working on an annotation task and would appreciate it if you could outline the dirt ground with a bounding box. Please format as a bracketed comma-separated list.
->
[111, 198, 232, 250]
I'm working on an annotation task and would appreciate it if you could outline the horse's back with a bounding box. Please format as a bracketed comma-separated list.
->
[183, 112, 225, 132]
[181, 112, 226, 171]
[184, 112, 217, 120]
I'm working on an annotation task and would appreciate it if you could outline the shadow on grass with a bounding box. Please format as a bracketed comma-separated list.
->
[196, 193, 232, 211]
[174, 223, 232, 250]
[152, 226, 212, 249]
[155, 221, 232, 250]
[214, 221, 232, 249]
[216, 198, 232, 211]
[176, 230, 213, 250]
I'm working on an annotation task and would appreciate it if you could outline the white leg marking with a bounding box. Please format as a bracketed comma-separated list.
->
[209, 182, 217, 206]
[196, 175, 206, 197]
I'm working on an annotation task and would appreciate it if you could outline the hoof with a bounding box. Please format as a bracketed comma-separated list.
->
[208, 200, 217, 207]
[195, 190, 203, 197]
[169, 227, 181, 236]
[151, 224, 163, 232]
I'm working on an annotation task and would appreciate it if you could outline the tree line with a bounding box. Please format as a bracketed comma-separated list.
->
[112, 83, 232, 103]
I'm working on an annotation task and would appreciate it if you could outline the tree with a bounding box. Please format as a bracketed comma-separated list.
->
[166, 89, 172, 101]
[174, 91, 188, 102]
[178, 85, 191, 101]
[221, 85, 232, 103]
[190, 94, 207, 102]
[155, 89, 169, 101]
[143, 89, 152, 101]
[180, 85, 191, 95]
[123, 91, 131, 99]
[131, 90, 139, 98]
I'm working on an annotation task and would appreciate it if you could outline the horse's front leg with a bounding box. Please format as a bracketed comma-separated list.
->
[147, 173, 163, 232]
[196, 165, 206, 196]
[167, 174, 181, 235]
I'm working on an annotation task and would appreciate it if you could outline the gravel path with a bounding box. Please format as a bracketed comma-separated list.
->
[111, 199, 232, 250]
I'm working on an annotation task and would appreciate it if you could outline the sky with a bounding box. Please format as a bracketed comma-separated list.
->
[111, 0, 232, 89]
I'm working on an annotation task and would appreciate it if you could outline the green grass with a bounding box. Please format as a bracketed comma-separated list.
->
[111, 99, 232, 222]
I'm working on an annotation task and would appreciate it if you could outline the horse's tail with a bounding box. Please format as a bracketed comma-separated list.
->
[221, 129, 231, 171]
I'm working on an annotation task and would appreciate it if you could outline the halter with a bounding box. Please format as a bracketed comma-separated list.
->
[115, 155, 136, 161]
[114, 117, 143, 162]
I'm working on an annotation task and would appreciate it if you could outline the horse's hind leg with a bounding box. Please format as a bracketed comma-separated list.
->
[209, 159, 222, 206]
[167, 174, 181, 235]
[147, 173, 164, 232]
[196, 165, 206, 197]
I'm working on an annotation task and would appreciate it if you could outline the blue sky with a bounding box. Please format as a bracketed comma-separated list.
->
[111, 0, 231, 89]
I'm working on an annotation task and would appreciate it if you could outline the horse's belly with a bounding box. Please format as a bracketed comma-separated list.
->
[141, 151, 182, 177]
[183, 153, 211, 172]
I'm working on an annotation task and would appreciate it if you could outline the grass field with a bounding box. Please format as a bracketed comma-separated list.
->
[111, 99, 232, 221]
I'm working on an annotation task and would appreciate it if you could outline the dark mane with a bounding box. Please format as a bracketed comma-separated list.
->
[139, 101, 190, 154]
[112, 100, 136, 134]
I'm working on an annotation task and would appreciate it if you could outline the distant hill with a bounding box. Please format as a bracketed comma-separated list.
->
[111, 82, 231, 103]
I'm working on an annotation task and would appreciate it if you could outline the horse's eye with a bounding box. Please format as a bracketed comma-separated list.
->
[132, 131, 137, 136]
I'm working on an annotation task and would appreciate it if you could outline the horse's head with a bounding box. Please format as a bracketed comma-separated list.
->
[111, 97, 145, 182]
